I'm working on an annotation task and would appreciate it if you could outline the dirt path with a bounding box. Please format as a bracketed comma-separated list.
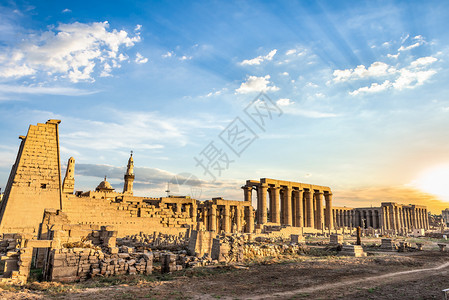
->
[247, 260, 449, 299]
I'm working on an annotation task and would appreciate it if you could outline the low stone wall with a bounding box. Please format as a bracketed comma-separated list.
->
[45, 248, 153, 282]
[117, 231, 188, 251]
[211, 234, 305, 263]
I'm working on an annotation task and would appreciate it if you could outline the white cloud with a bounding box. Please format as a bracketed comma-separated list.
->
[235, 75, 280, 94]
[334, 50, 438, 96]
[410, 56, 437, 67]
[162, 51, 173, 58]
[333, 62, 396, 82]
[0, 84, 98, 96]
[392, 69, 436, 90]
[180, 55, 192, 61]
[205, 88, 227, 97]
[62, 8, 71, 13]
[281, 72, 289, 76]
[49, 109, 227, 154]
[240, 49, 277, 66]
[398, 42, 421, 52]
[387, 53, 399, 59]
[305, 82, 319, 88]
[135, 52, 148, 64]
[0, 21, 142, 83]
[349, 80, 392, 96]
[276, 98, 294, 106]
[286, 49, 296, 55]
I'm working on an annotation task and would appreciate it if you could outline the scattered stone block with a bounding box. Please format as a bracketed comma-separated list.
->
[329, 234, 343, 245]
[380, 239, 397, 251]
[338, 245, 367, 257]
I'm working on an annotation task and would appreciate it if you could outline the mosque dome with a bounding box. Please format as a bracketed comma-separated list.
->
[96, 176, 115, 192]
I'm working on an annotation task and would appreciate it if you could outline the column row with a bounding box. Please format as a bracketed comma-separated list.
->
[243, 184, 333, 230]
[200, 204, 254, 233]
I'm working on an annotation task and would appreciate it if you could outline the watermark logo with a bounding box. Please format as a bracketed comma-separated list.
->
[168, 172, 203, 199]
[194, 92, 283, 182]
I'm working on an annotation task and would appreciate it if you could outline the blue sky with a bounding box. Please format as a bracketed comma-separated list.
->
[1, 0, 449, 212]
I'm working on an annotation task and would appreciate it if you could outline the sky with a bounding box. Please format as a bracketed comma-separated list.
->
[1, 0, 449, 213]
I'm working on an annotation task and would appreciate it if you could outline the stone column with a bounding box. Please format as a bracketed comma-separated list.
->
[373, 210, 378, 228]
[418, 209, 422, 229]
[305, 189, 314, 228]
[419, 209, 424, 229]
[203, 208, 209, 230]
[245, 206, 254, 233]
[420, 209, 424, 229]
[382, 207, 387, 230]
[295, 189, 303, 227]
[176, 203, 182, 214]
[385, 206, 392, 229]
[406, 209, 411, 230]
[223, 205, 230, 233]
[324, 192, 333, 230]
[415, 208, 419, 228]
[242, 186, 252, 203]
[284, 186, 293, 226]
[270, 186, 281, 224]
[390, 206, 396, 231]
[190, 201, 197, 220]
[412, 208, 416, 229]
[425, 209, 429, 229]
[332, 209, 338, 228]
[235, 207, 242, 232]
[209, 205, 217, 232]
[257, 184, 268, 225]
[291, 189, 297, 226]
[401, 208, 406, 230]
[315, 191, 324, 230]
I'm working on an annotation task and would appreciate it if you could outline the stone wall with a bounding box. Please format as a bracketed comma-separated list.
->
[61, 195, 195, 237]
[45, 248, 153, 282]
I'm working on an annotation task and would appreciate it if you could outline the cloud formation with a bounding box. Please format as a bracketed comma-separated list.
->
[276, 98, 294, 106]
[334, 55, 438, 95]
[235, 75, 279, 94]
[240, 49, 277, 66]
[0, 21, 142, 83]
[135, 52, 148, 64]
[0, 84, 98, 97]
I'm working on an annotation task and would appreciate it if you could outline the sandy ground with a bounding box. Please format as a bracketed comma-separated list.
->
[1, 249, 449, 300]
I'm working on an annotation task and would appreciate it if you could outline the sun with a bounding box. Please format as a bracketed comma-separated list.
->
[411, 164, 449, 201]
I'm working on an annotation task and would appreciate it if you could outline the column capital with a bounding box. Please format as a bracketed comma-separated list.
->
[241, 185, 252, 190]
[259, 183, 269, 189]
[315, 190, 324, 195]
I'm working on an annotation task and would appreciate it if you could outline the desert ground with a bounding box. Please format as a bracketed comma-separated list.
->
[1, 236, 449, 300]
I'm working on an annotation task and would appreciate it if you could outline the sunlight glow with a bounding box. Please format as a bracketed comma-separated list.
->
[411, 164, 449, 201]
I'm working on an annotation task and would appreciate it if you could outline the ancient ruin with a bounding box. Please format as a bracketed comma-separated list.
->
[0, 120, 432, 285]
[333, 203, 429, 233]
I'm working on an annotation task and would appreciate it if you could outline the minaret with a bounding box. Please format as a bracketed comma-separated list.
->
[62, 157, 75, 194]
[123, 152, 135, 195]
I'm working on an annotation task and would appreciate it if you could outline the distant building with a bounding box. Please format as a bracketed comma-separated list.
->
[332, 202, 429, 233]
